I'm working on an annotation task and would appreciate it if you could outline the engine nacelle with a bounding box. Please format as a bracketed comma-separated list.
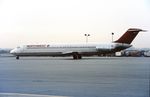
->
[96, 44, 114, 52]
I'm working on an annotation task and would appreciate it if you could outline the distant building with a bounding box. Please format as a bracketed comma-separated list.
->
[115, 47, 150, 57]
[143, 51, 150, 57]
[0, 48, 11, 54]
[124, 50, 142, 57]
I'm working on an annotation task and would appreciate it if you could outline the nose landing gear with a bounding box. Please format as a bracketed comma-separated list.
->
[16, 56, 19, 60]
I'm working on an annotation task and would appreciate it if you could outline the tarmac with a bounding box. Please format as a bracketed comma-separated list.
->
[0, 57, 149, 97]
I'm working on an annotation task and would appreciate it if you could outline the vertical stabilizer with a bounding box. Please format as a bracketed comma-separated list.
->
[115, 28, 144, 44]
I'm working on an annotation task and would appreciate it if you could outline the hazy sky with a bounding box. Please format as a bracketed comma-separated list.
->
[0, 0, 150, 48]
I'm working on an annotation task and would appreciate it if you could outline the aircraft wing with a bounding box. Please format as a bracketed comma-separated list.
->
[62, 51, 74, 55]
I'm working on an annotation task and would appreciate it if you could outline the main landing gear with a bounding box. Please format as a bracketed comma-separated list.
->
[73, 52, 82, 59]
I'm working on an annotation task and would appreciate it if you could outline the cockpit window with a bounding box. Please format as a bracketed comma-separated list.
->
[17, 46, 20, 49]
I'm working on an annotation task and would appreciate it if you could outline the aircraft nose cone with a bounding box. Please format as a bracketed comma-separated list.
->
[10, 49, 15, 54]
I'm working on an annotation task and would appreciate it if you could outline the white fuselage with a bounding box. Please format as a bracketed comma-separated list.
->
[10, 43, 131, 57]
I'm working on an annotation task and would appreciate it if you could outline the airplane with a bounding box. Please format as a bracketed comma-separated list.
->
[10, 28, 145, 59]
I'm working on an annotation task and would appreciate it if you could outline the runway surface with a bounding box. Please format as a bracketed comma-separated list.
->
[0, 57, 149, 97]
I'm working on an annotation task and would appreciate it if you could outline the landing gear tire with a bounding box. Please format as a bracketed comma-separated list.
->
[73, 54, 78, 59]
[16, 56, 19, 60]
[73, 53, 82, 59]
[78, 54, 82, 59]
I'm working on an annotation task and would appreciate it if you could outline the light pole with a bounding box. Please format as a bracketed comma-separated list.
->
[111, 32, 114, 42]
[84, 34, 90, 43]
